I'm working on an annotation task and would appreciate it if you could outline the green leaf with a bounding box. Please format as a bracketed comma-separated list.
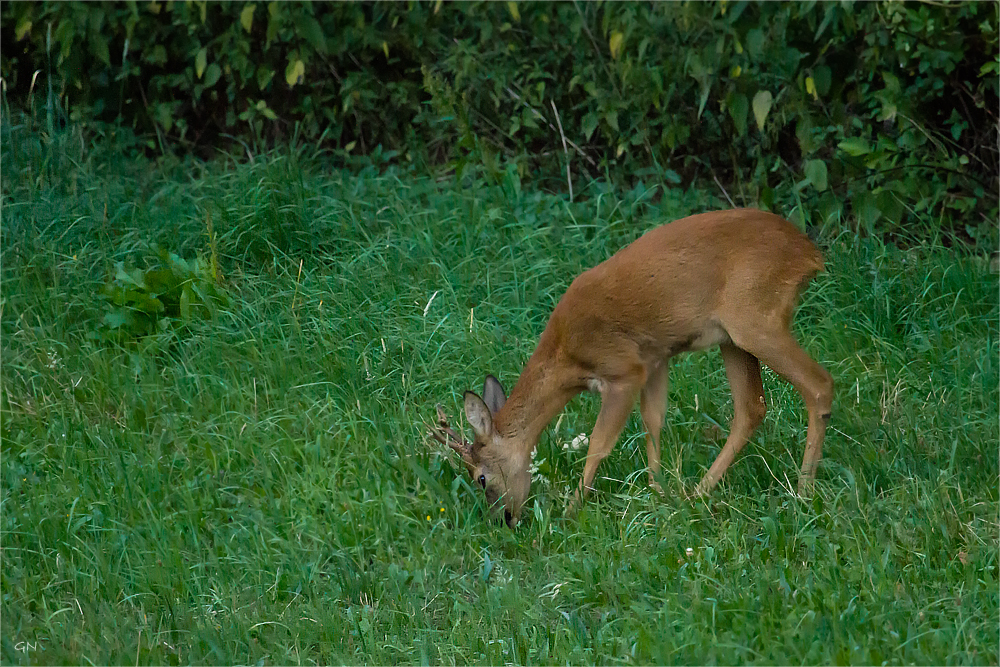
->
[609, 31, 624, 60]
[54, 18, 74, 62]
[745, 28, 765, 59]
[102, 310, 131, 330]
[240, 4, 255, 32]
[146, 44, 167, 65]
[143, 269, 180, 296]
[816, 191, 844, 226]
[293, 14, 327, 55]
[697, 80, 711, 119]
[15, 17, 32, 41]
[164, 250, 189, 274]
[92, 35, 111, 67]
[115, 263, 145, 289]
[815, 4, 836, 40]
[154, 102, 175, 132]
[605, 110, 619, 132]
[796, 118, 818, 154]
[876, 190, 904, 225]
[805, 77, 817, 100]
[760, 185, 775, 210]
[812, 66, 832, 96]
[265, 1, 281, 48]
[582, 112, 599, 140]
[256, 65, 274, 91]
[727, 92, 748, 137]
[852, 189, 880, 229]
[752, 90, 772, 131]
[195, 47, 207, 79]
[180, 284, 192, 321]
[881, 71, 901, 95]
[285, 59, 305, 87]
[189, 281, 210, 312]
[203, 63, 221, 87]
[838, 137, 871, 156]
[804, 159, 828, 192]
[133, 292, 166, 315]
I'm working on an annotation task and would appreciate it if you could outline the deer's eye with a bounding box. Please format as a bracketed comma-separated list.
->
[478, 474, 487, 488]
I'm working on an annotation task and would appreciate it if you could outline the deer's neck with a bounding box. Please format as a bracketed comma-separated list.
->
[493, 339, 577, 458]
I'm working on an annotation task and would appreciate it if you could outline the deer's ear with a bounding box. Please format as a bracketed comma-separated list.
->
[483, 375, 507, 414]
[464, 391, 493, 440]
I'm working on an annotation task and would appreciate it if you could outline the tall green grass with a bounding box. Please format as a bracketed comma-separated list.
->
[2, 134, 997, 664]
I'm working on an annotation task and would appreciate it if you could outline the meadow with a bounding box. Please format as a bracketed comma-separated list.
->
[2, 136, 997, 664]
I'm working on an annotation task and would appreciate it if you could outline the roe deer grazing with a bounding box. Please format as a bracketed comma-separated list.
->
[430, 209, 833, 527]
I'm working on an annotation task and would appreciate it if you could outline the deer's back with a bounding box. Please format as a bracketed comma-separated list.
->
[545, 209, 822, 372]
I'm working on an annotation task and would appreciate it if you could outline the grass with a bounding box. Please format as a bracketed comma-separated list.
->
[1, 131, 998, 665]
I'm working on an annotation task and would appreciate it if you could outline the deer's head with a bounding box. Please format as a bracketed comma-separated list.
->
[430, 376, 529, 528]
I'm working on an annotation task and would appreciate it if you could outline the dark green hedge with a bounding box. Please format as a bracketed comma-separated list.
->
[3, 1, 997, 245]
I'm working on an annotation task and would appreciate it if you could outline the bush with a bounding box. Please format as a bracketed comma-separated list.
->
[2, 1, 996, 246]
[424, 2, 997, 245]
[97, 246, 229, 342]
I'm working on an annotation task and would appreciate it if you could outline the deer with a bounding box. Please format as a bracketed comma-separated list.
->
[430, 209, 833, 528]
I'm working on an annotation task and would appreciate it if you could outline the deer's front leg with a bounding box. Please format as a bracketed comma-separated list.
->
[567, 383, 639, 515]
[639, 361, 669, 495]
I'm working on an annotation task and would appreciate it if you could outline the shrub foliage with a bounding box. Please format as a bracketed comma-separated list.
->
[3, 1, 997, 244]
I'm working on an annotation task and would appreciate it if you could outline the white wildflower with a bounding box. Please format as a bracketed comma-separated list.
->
[562, 433, 589, 451]
[45, 347, 63, 370]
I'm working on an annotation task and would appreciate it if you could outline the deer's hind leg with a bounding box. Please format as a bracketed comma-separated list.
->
[725, 322, 833, 497]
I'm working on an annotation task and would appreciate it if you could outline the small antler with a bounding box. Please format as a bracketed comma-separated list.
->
[428, 404, 475, 470]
